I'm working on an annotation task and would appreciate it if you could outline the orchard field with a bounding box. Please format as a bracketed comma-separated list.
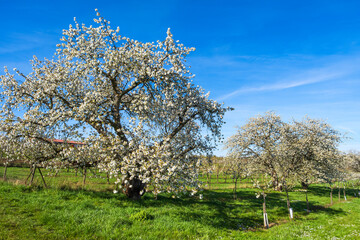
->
[1, 9, 360, 240]
[1, 166, 360, 240]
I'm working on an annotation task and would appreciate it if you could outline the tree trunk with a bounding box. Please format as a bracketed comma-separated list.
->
[263, 192, 269, 229]
[122, 177, 146, 200]
[83, 166, 87, 185]
[302, 184, 310, 212]
[38, 167, 47, 188]
[208, 173, 211, 190]
[330, 184, 333, 205]
[338, 184, 341, 202]
[29, 164, 36, 186]
[283, 181, 292, 219]
[301, 181, 309, 189]
[305, 190, 310, 213]
[272, 176, 282, 191]
[343, 183, 346, 200]
[107, 172, 110, 184]
[233, 176, 238, 200]
[224, 174, 227, 183]
[3, 162, 8, 181]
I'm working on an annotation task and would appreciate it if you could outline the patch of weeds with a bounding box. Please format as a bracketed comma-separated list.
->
[129, 209, 154, 222]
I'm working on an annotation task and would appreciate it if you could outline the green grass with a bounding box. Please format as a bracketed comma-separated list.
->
[1, 167, 360, 239]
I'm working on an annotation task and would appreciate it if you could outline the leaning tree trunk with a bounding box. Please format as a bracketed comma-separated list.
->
[25, 166, 34, 185]
[29, 164, 36, 186]
[122, 177, 146, 200]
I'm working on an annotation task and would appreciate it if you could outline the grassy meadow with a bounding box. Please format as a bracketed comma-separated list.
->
[1, 166, 360, 239]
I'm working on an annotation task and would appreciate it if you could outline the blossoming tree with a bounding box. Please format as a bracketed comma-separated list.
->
[225, 112, 343, 219]
[0, 10, 228, 199]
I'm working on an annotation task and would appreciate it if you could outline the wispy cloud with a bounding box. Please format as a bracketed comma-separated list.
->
[216, 54, 360, 101]
[218, 71, 343, 101]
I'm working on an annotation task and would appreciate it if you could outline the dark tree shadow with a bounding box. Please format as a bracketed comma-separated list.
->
[22, 183, 350, 231]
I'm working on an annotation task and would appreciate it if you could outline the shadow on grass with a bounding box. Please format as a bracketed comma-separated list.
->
[0, 180, 349, 231]
[110, 188, 347, 230]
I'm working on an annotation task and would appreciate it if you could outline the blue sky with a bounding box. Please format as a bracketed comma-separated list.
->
[1, 0, 359, 155]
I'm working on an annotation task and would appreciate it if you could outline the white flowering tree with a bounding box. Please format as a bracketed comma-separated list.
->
[0, 116, 77, 186]
[290, 118, 343, 209]
[225, 112, 284, 227]
[226, 112, 343, 219]
[226, 112, 284, 189]
[345, 151, 360, 195]
[0, 134, 20, 180]
[0, 10, 228, 199]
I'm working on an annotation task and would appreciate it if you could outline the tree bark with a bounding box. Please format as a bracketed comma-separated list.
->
[122, 177, 146, 200]
[338, 184, 341, 202]
[343, 183, 346, 200]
